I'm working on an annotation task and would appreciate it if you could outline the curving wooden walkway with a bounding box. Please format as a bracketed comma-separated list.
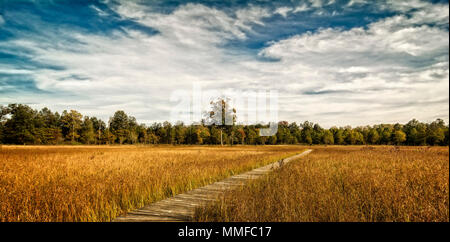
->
[114, 149, 312, 222]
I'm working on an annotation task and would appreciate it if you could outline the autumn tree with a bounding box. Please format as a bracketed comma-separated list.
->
[367, 129, 380, 144]
[0, 103, 448, 147]
[322, 130, 334, 145]
[393, 130, 407, 145]
[206, 98, 236, 146]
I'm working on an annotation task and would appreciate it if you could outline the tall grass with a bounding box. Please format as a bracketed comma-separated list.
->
[0, 145, 302, 222]
[194, 146, 449, 222]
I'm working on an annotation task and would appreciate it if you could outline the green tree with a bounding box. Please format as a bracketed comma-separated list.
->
[301, 121, 314, 145]
[80, 117, 95, 144]
[312, 124, 324, 144]
[344, 128, 355, 145]
[246, 126, 258, 145]
[333, 128, 345, 145]
[2, 104, 37, 144]
[427, 119, 446, 145]
[322, 130, 334, 145]
[303, 130, 313, 145]
[61, 110, 83, 143]
[91, 117, 106, 144]
[393, 130, 407, 145]
[354, 131, 365, 144]
[367, 129, 380, 144]
[37, 108, 62, 144]
[174, 122, 186, 144]
[268, 135, 277, 145]
[380, 127, 393, 145]
[109, 110, 130, 144]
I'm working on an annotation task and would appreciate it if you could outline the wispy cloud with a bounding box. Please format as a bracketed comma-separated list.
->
[0, 0, 448, 127]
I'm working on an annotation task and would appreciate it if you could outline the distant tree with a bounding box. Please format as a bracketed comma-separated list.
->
[80, 117, 95, 144]
[2, 104, 37, 144]
[61, 110, 83, 143]
[380, 127, 393, 145]
[354, 131, 365, 145]
[191, 127, 202, 144]
[235, 127, 246, 144]
[199, 126, 210, 144]
[37, 108, 62, 144]
[288, 122, 301, 143]
[333, 128, 345, 145]
[136, 124, 149, 144]
[0, 105, 7, 143]
[393, 130, 407, 145]
[367, 129, 380, 144]
[174, 122, 186, 144]
[344, 128, 355, 145]
[427, 119, 446, 145]
[103, 129, 115, 144]
[277, 121, 291, 144]
[206, 98, 236, 146]
[256, 130, 268, 145]
[109, 110, 130, 144]
[303, 130, 313, 145]
[0, 103, 449, 147]
[404, 119, 419, 145]
[444, 127, 449, 146]
[312, 124, 324, 144]
[322, 130, 334, 145]
[268, 135, 277, 145]
[91, 117, 106, 144]
[415, 124, 428, 145]
[246, 126, 258, 145]
[209, 126, 221, 144]
[162, 121, 175, 144]
[301, 121, 314, 145]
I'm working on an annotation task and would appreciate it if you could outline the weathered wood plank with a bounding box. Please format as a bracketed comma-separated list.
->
[114, 149, 312, 222]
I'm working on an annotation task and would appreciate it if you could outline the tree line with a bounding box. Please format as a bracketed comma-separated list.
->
[0, 103, 448, 146]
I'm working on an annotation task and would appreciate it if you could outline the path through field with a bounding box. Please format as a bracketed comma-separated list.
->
[114, 149, 312, 222]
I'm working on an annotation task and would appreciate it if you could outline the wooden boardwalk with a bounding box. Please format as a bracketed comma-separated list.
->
[114, 149, 312, 222]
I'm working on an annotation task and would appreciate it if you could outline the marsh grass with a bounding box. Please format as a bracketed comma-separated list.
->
[194, 146, 449, 222]
[0, 145, 302, 221]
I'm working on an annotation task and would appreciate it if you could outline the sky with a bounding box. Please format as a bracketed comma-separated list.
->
[0, 0, 448, 127]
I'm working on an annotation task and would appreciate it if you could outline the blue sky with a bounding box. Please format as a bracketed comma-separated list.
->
[0, 0, 448, 127]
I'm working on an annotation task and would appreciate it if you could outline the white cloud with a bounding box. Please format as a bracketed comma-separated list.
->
[275, 7, 292, 18]
[90, 5, 109, 17]
[293, 4, 310, 13]
[309, 0, 324, 8]
[384, 0, 431, 12]
[258, 7, 449, 126]
[0, 1, 448, 127]
[235, 5, 272, 28]
[347, 0, 367, 7]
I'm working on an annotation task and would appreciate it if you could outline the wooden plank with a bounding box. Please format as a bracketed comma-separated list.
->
[114, 149, 312, 222]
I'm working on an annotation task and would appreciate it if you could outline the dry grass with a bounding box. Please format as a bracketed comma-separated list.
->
[0, 145, 303, 222]
[194, 146, 449, 222]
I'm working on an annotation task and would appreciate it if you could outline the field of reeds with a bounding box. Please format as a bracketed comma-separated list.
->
[194, 146, 449, 222]
[0, 145, 303, 222]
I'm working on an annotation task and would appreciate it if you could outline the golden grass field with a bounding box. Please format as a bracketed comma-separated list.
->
[194, 146, 449, 222]
[0, 145, 302, 222]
